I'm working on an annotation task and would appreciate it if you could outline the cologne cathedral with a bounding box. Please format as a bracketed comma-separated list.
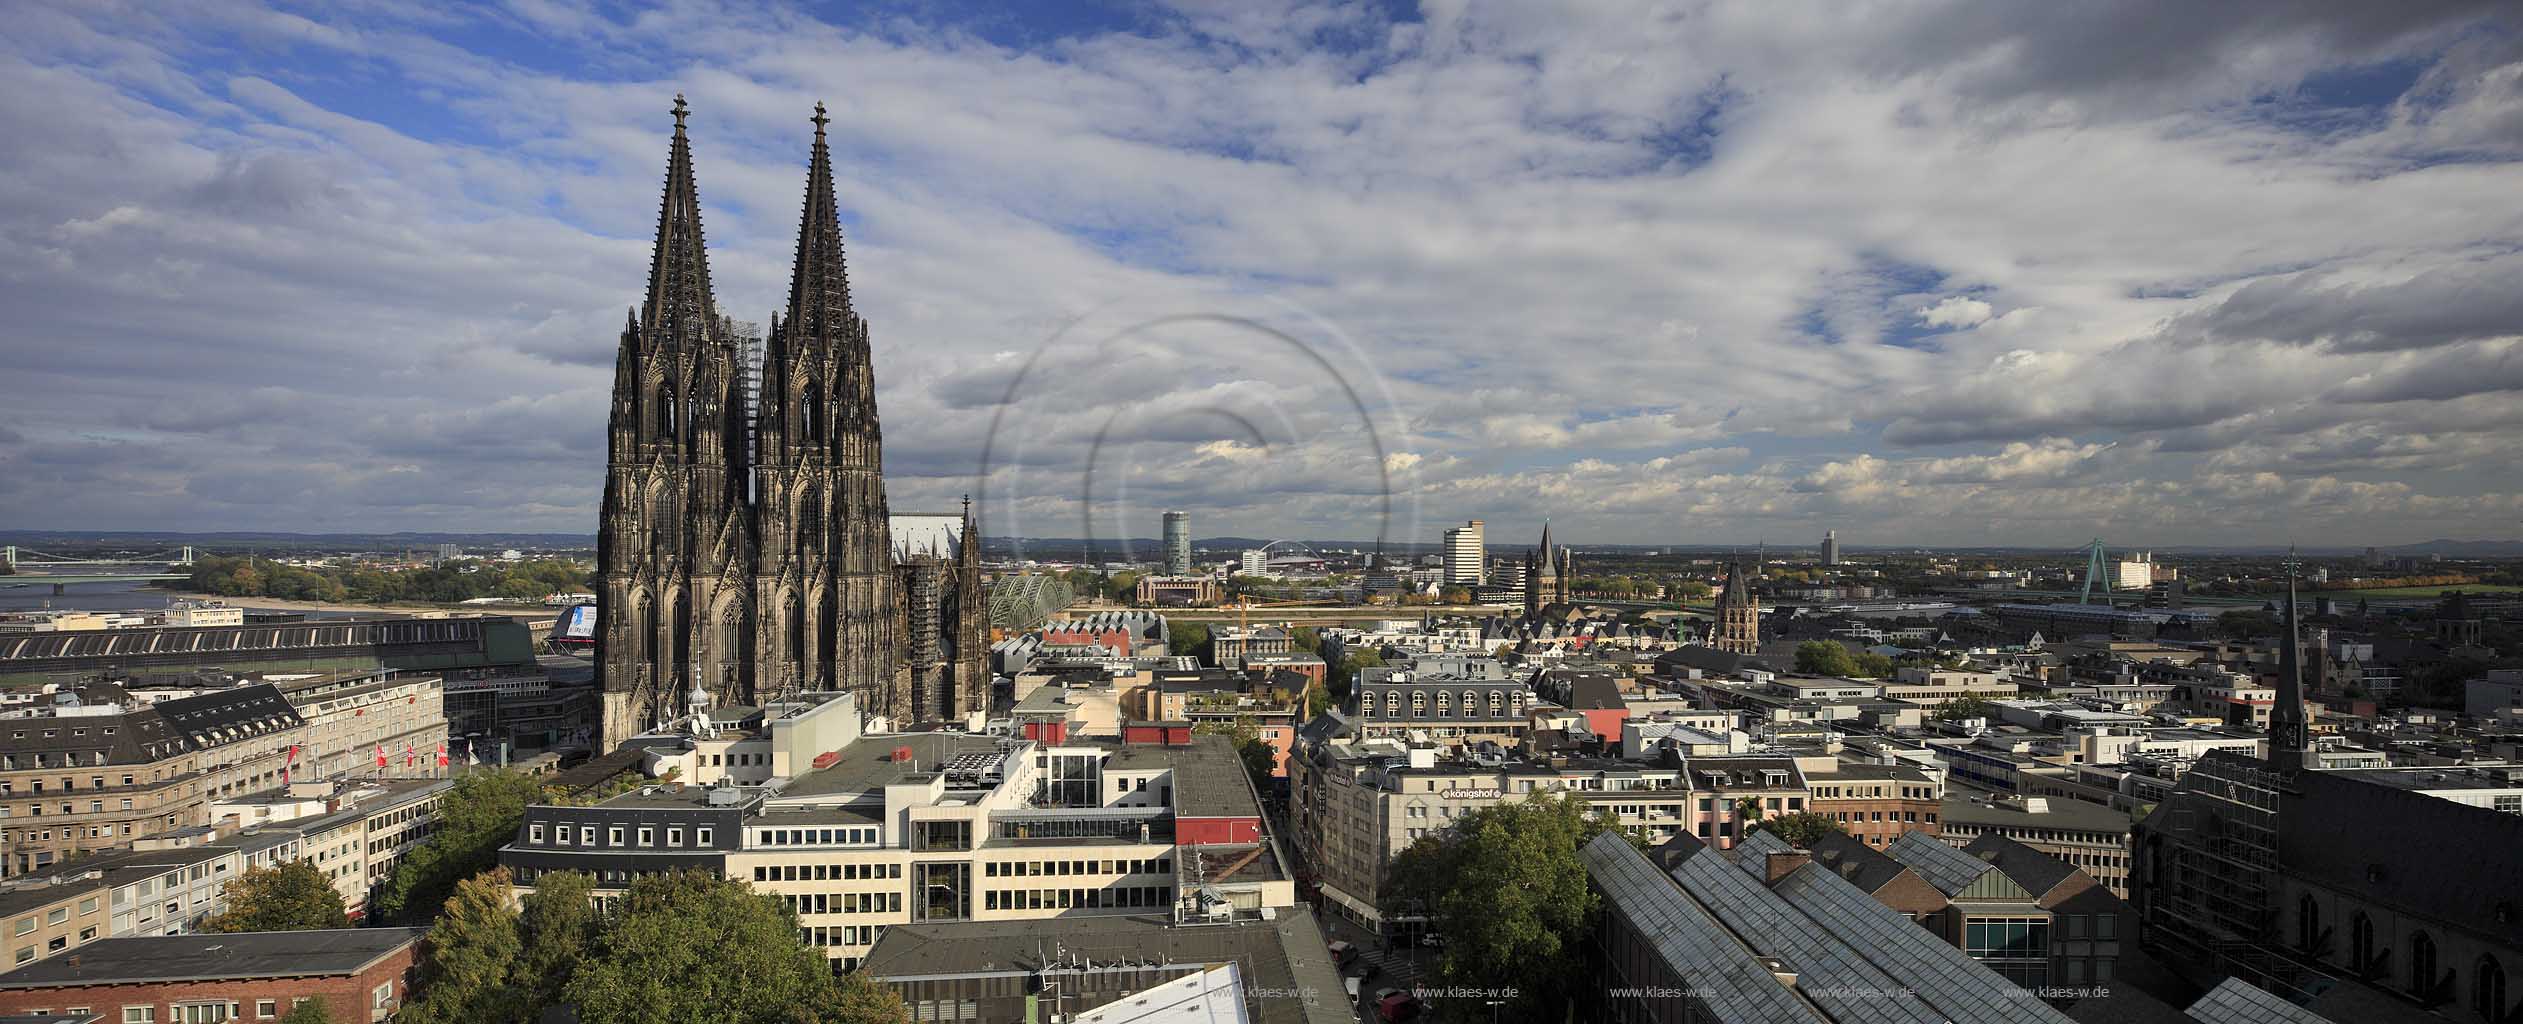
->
[595, 98, 987, 747]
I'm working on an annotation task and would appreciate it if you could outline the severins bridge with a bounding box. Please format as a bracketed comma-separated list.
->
[1, 545, 195, 594]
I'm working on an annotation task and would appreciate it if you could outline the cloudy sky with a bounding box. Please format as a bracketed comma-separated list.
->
[4, 1, 2520, 550]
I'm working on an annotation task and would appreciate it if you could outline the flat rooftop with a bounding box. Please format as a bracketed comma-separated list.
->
[2327, 766, 2523, 793]
[778, 731, 1006, 801]
[858, 910, 1349, 1024]
[0, 929, 424, 989]
[1940, 791, 2135, 834]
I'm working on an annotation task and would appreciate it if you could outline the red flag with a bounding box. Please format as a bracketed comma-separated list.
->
[436, 742, 449, 768]
[375, 745, 387, 768]
[404, 744, 416, 767]
[287, 744, 298, 763]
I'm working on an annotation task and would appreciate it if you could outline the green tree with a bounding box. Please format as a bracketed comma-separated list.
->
[201, 860, 348, 933]
[1107, 571, 1141, 603]
[1329, 649, 1383, 701]
[565, 870, 837, 1024]
[2216, 609, 2281, 639]
[277, 1000, 335, 1024]
[400, 869, 528, 1024]
[374, 769, 548, 922]
[518, 870, 601, 1009]
[1851, 651, 1896, 679]
[1936, 695, 2002, 722]
[1793, 640, 1858, 677]
[1193, 717, 1278, 791]
[1743, 811, 1845, 847]
[1384, 793, 1618, 1019]
[829, 971, 914, 1024]
[1303, 682, 1330, 718]
[1169, 622, 1211, 663]
[1288, 626, 1321, 654]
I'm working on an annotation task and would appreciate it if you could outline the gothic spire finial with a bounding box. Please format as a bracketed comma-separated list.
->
[673, 93, 689, 130]
[634, 92, 722, 374]
[782, 101, 854, 347]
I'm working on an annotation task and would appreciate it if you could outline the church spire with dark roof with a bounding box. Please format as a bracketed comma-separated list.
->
[2270, 548, 2313, 772]
[785, 101, 853, 338]
[641, 93, 721, 350]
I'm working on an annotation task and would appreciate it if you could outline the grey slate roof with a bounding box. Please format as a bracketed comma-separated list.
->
[1581, 834, 1827, 1024]
[2185, 978, 2337, 1024]
[1803, 829, 1921, 895]
[1885, 830, 1991, 897]
[1960, 832, 2082, 902]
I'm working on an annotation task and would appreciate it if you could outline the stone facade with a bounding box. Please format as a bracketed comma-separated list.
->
[597, 100, 987, 745]
[1522, 521, 1571, 613]
[1711, 559, 1761, 654]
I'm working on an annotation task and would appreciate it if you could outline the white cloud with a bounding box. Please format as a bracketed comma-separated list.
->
[1917, 295, 1994, 328]
[0, 1, 2517, 547]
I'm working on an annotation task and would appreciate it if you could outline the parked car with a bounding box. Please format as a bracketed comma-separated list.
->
[1375, 988, 1423, 1022]
[1327, 939, 1359, 968]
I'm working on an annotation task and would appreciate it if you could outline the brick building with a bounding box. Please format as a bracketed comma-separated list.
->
[1805, 761, 1944, 848]
[0, 928, 423, 1023]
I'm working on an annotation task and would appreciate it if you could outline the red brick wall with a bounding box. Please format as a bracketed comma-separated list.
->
[0, 942, 419, 1023]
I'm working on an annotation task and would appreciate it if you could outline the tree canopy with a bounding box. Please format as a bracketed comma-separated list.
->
[565, 870, 844, 1024]
[1936, 695, 2003, 722]
[401, 869, 529, 1024]
[1743, 811, 1846, 847]
[180, 554, 591, 605]
[1383, 793, 1623, 1019]
[1329, 649, 1383, 702]
[277, 1000, 336, 1024]
[1169, 621, 1211, 663]
[202, 860, 348, 933]
[374, 769, 550, 922]
[1793, 640, 1858, 677]
[406, 868, 909, 1024]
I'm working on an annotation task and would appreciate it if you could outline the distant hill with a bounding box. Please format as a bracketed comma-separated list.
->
[0, 530, 594, 551]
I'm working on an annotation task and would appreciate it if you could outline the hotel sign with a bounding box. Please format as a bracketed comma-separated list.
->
[1439, 788, 1502, 800]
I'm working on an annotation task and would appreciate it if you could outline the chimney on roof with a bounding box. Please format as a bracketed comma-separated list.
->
[1763, 849, 1810, 885]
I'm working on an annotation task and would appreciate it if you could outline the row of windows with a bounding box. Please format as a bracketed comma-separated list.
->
[0, 796, 144, 818]
[800, 924, 884, 949]
[983, 857, 1171, 878]
[1374, 691, 1529, 719]
[0, 772, 149, 793]
[754, 862, 901, 883]
[753, 825, 880, 847]
[983, 885, 1171, 912]
[1818, 809, 1936, 826]
[783, 892, 901, 916]
[1810, 785, 1937, 801]
[527, 822, 714, 848]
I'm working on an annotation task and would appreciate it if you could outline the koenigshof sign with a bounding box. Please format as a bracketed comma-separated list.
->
[1438, 788, 1502, 800]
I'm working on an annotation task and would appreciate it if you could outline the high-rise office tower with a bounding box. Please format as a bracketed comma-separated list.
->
[1442, 520, 1485, 585]
[1163, 510, 1192, 575]
[1821, 529, 1840, 566]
